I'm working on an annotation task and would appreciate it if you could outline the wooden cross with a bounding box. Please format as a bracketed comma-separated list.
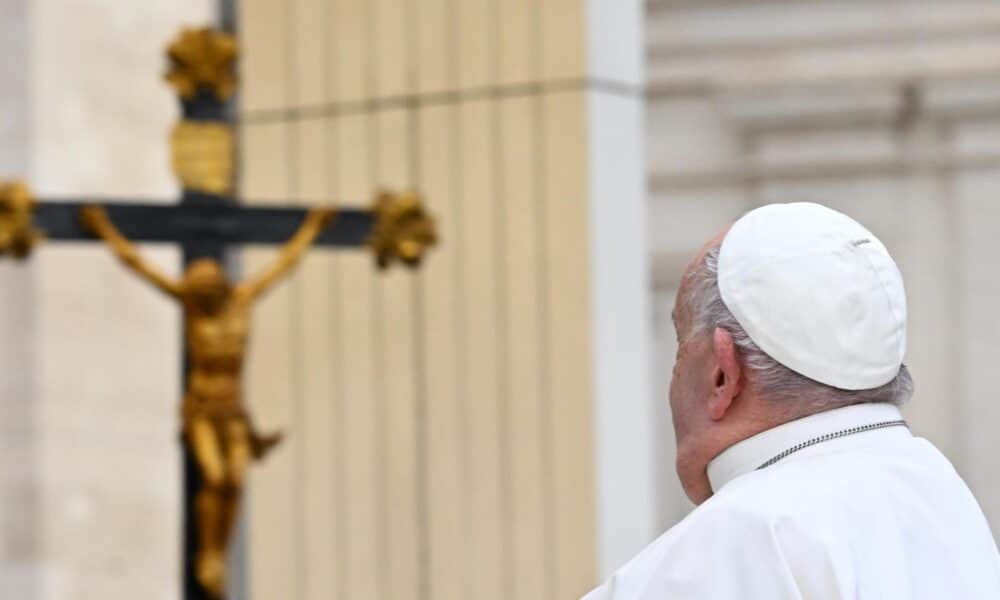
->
[0, 27, 436, 600]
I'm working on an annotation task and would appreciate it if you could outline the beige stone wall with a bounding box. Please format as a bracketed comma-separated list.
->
[238, 0, 649, 598]
[0, 1, 211, 599]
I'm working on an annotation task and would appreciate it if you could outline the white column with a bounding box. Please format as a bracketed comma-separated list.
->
[0, 2, 211, 599]
[0, 2, 41, 596]
[585, 0, 659, 579]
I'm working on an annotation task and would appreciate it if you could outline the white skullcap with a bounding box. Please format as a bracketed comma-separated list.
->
[718, 202, 907, 390]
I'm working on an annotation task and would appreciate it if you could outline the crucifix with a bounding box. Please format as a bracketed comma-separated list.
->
[0, 27, 437, 600]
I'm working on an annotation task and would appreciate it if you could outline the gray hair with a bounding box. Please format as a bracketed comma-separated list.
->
[684, 245, 913, 409]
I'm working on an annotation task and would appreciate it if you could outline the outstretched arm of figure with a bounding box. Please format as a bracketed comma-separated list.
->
[238, 207, 336, 301]
[80, 205, 183, 298]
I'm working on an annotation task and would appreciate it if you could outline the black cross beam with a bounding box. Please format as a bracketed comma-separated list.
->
[35, 196, 375, 248]
[0, 27, 434, 600]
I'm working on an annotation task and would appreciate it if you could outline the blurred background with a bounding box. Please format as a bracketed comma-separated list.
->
[1, 1, 999, 599]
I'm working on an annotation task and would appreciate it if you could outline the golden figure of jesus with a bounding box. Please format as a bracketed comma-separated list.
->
[80, 204, 335, 597]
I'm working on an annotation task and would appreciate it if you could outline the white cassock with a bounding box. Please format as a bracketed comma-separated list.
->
[583, 402, 1000, 599]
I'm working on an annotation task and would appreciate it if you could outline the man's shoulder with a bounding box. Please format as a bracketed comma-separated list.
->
[584, 466, 872, 599]
[588, 454, 887, 598]
[584, 437, 998, 599]
[586, 485, 791, 599]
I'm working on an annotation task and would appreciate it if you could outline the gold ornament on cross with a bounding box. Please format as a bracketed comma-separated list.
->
[368, 191, 438, 270]
[164, 27, 238, 101]
[0, 181, 43, 259]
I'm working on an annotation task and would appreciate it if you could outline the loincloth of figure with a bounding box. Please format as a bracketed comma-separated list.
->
[180, 387, 276, 460]
[181, 368, 251, 438]
[182, 393, 248, 425]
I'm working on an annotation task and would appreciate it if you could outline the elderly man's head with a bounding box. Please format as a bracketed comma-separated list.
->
[669, 204, 913, 504]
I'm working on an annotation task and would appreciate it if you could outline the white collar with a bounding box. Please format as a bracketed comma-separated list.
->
[707, 402, 907, 493]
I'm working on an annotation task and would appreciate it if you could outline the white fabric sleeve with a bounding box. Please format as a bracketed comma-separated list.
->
[631, 506, 841, 600]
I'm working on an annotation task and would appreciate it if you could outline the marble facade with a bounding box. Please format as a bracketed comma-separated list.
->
[646, 0, 1000, 539]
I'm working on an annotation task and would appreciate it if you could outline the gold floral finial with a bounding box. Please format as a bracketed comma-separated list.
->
[164, 27, 238, 101]
[368, 191, 438, 270]
[0, 181, 43, 259]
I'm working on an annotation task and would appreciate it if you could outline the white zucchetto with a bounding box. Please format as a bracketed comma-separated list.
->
[718, 202, 906, 390]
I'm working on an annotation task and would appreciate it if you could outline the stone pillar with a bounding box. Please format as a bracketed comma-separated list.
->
[583, 0, 658, 579]
[238, 0, 654, 597]
[0, 1, 39, 595]
[0, 2, 212, 599]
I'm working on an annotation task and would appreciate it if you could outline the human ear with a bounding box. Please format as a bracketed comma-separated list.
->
[707, 327, 743, 421]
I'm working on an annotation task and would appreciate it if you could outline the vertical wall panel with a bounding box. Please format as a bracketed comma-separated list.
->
[456, 0, 494, 89]
[374, 108, 421, 600]
[458, 99, 506, 600]
[415, 0, 452, 94]
[241, 122, 298, 598]
[498, 0, 538, 85]
[292, 117, 339, 600]
[540, 0, 585, 83]
[330, 0, 370, 103]
[292, 0, 328, 107]
[239, 123, 291, 200]
[240, 0, 289, 111]
[542, 91, 598, 598]
[243, 1, 607, 597]
[417, 104, 466, 600]
[373, 0, 410, 98]
[242, 259, 298, 600]
[499, 96, 549, 600]
[333, 112, 381, 599]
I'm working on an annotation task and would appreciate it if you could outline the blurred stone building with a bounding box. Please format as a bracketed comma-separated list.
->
[647, 0, 1000, 534]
